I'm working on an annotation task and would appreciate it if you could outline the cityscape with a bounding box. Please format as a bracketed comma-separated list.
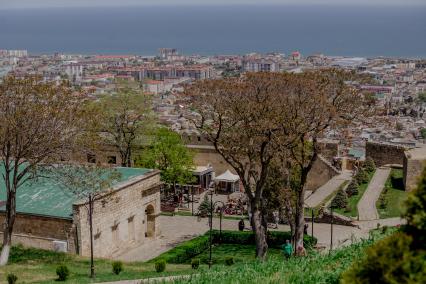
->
[0, 1, 425, 283]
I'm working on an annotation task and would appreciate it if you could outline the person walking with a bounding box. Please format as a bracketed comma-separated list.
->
[282, 239, 293, 260]
[238, 218, 245, 231]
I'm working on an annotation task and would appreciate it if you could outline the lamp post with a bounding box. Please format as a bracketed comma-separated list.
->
[311, 207, 314, 238]
[330, 207, 334, 252]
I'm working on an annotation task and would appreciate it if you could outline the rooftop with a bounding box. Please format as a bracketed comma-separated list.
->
[0, 167, 152, 219]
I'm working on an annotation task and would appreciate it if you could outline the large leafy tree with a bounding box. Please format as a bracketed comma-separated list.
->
[136, 128, 195, 190]
[94, 89, 152, 167]
[187, 70, 368, 259]
[0, 76, 87, 265]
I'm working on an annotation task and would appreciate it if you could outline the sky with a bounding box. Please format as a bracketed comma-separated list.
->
[1, 0, 425, 9]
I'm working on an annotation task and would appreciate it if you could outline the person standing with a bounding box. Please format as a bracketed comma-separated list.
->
[282, 239, 293, 260]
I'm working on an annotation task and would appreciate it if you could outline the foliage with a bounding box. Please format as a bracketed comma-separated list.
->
[403, 167, 426, 244]
[56, 264, 70, 281]
[346, 180, 359, 197]
[421, 128, 426, 139]
[354, 169, 369, 184]
[191, 259, 200, 270]
[93, 88, 152, 167]
[331, 189, 348, 209]
[6, 273, 17, 284]
[155, 260, 166, 273]
[112, 261, 123, 275]
[197, 195, 212, 217]
[136, 128, 195, 186]
[341, 232, 426, 284]
[225, 257, 234, 266]
[0, 75, 88, 265]
[151, 235, 210, 264]
[363, 157, 376, 173]
[418, 92, 426, 103]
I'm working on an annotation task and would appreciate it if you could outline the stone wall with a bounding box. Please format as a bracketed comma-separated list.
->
[0, 213, 75, 252]
[305, 156, 340, 192]
[73, 170, 161, 258]
[403, 147, 426, 192]
[190, 145, 234, 176]
[366, 142, 408, 167]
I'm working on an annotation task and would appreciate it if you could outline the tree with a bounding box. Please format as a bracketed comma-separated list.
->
[331, 189, 348, 209]
[355, 169, 369, 184]
[420, 128, 426, 139]
[186, 70, 368, 259]
[48, 163, 121, 278]
[136, 128, 195, 191]
[186, 73, 285, 259]
[418, 92, 426, 103]
[363, 157, 376, 173]
[346, 180, 359, 197]
[94, 89, 152, 167]
[0, 76, 87, 265]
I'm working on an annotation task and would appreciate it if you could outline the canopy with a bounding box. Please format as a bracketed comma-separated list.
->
[214, 170, 239, 183]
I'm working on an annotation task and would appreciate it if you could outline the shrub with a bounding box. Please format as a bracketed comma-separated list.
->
[56, 265, 70, 281]
[6, 274, 18, 284]
[363, 157, 376, 173]
[225, 256, 234, 266]
[112, 261, 123, 275]
[155, 260, 166, 273]
[346, 180, 359, 197]
[355, 169, 369, 184]
[331, 189, 348, 209]
[191, 258, 200, 269]
[197, 195, 212, 217]
[378, 196, 387, 209]
[341, 232, 426, 284]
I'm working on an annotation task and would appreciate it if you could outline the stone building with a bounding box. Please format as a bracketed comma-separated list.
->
[0, 167, 161, 259]
[365, 141, 409, 167]
[403, 146, 426, 191]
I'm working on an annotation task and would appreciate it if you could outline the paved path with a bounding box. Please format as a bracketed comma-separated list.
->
[357, 167, 391, 221]
[304, 171, 352, 208]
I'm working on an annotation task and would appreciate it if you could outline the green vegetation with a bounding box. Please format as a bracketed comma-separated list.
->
[174, 230, 392, 284]
[151, 230, 317, 265]
[0, 245, 191, 284]
[6, 273, 17, 284]
[377, 168, 408, 218]
[155, 260, 166, 273]
[191, 259, 200, 270]
[112, 261, 123, 275]
[335, 171, 375, 217]
[342, 167, 426, 283]
[55, 265, 69, 281]
[331, 189, 348, 209]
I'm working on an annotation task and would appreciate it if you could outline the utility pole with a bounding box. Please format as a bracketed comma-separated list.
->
[88, 194, 95, 278]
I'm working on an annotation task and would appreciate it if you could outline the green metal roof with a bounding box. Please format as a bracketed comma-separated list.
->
[0, 167, 151, 219]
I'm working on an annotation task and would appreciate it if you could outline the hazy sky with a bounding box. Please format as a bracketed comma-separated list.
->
[1, 0, 425, 9]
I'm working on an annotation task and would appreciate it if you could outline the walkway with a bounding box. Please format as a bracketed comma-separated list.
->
[304, 170, 352, 208]
[357, 167, 391, 221]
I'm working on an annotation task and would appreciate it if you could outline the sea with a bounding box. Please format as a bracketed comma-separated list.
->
[0, 5, 425, 58]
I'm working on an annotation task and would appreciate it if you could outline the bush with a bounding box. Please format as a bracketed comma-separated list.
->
[112, 261, 123, 275]
[197, 195, 212, 217]
[6, 274, 18, 284]
[331, 189, 348, 209]
[225, 256, 234, 266]
[155, 260, 166, 273]
[151, 235, 210, 264]
[191, 258, 200, 269]
[363, 157, 376, 173]
[346, 180, 359, 197]
[355, 169, 369, 184]
[56, 265, 70, 281]
[341, 232, 426, 283]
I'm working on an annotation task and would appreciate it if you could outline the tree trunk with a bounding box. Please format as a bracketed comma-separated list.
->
[0, 191, 16, 266]
[250, 201, 268, 260]
[294, 188, 305, 253]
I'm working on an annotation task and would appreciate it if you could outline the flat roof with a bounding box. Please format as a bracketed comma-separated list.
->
[0, 167, 152, 219]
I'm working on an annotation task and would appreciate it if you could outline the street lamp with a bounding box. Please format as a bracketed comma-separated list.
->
[330, 206, 334, 252]
[208, 190, 225, 268]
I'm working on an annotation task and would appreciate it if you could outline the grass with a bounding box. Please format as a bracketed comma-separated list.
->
[305, 180, 350, 217]
[377, 168, 408, 219]
[0, 245, 192, 284]
[334, 171, 375, 218]
[173, 228, 395, 284]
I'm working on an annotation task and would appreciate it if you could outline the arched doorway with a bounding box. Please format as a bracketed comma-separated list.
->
[145, 204, 155, 238]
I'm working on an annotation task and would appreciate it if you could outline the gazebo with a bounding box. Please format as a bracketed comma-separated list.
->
[214, 170, 240, 193]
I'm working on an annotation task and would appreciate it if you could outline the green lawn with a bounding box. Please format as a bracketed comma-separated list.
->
[334, 171, 375, 218]
[0, 245, 192, 284]
[195, 244, 282, 265]
[377, 168, 408, 219]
